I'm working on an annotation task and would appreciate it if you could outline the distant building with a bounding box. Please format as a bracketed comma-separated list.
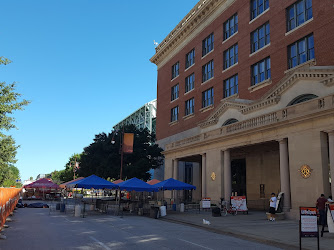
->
[113, 99, 157, 134]
[113, 99, 157, 179]
[150, 0, 334, 218]
[36, 174, 51, 180]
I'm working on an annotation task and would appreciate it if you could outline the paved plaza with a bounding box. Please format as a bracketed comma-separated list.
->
[1, 203, 334, 250]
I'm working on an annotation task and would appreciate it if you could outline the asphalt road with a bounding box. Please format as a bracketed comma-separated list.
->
[0, 207, 282, 250]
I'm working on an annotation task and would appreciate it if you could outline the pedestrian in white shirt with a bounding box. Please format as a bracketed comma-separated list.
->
[269, 193, 277, 221]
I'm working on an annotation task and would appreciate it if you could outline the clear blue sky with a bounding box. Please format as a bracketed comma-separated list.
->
[1, 0, 199, 181]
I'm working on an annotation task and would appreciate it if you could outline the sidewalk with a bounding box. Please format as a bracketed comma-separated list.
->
[161, 209, 334, 250]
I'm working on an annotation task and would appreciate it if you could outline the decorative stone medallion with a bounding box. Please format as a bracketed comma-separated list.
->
[299, 165, 312, 179]
[211, 172, 216, 181]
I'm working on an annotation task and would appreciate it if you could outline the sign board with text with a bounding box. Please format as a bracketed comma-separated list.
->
[299, 207, 319, 250]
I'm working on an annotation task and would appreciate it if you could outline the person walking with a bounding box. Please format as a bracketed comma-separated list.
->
[316, 194, 327, 225]
[269, 193, 277, 221]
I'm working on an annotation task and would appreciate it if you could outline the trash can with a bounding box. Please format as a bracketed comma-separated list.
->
[160, 206, 167, 217]
[172, 204, 176, 211]
[180, 203, 185, 212]
[56, 203, 60, 210]
[74, 205, 81, 217]
[60, 204, 66, 212]
[150, 207, 160, 219]
[211, 207, 221, 217]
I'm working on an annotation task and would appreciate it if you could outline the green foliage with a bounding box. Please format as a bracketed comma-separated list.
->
[49, 153, 82, 184]
[0, 57, 30, 187]
[78, 125, 164, 181]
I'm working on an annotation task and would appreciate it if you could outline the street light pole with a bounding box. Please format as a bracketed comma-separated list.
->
[112, 127, 124, 180]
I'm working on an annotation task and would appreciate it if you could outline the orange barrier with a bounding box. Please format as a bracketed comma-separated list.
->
[0, 187, 22, 232]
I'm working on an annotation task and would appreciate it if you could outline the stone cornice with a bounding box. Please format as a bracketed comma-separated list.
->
[199, 101, 246, 128]
[150, 0, 225, 66]
[198, 65, 334, 126]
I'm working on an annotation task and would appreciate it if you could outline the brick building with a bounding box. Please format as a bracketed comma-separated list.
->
[150, 0, 334, 218]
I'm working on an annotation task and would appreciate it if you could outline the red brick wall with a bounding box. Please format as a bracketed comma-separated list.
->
[156, 0, 334, 140]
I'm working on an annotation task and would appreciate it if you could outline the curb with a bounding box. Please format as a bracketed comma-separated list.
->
[161, 217, 300, 250]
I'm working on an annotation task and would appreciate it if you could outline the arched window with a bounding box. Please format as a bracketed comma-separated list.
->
[287, 94, 318, 106]
[223, 118, 238, 126]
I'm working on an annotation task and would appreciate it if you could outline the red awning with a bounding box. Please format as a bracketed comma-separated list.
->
[24, 178, 60, 189]
[146, 179, 161, 185]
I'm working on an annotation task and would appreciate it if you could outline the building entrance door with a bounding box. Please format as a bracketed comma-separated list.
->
[231, 159, 246, 196]
[184, 162, 193, 202]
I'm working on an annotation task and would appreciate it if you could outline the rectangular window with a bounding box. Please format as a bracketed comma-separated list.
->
[185, 73, 195, 93]
[287, 0, 313, 32]
[171, 62, 179, 79]
[224, 13, 238, 40]
[250, 0, 269, 20]
[224, 74, 238, 98]
[171, 106, 179, 122]
[202, 33, 214, 56]
[185, 98, 195, 116]
[251, 22, 270, 53]
[288, 34, 314, 69]
[185, 49, 195, 69]
[251, 57, 271, 85]
[224, 44, 238, 69]
[202, 87, 214, 108]
[202, 60, 214, 82]
[171, 84, 179, 101]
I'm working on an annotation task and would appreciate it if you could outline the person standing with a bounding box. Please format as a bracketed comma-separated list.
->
[269, 193, 277, 221]
[316, 194, 327, 225]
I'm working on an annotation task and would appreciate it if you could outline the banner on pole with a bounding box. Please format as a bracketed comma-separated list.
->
[123, 133, 134, 154]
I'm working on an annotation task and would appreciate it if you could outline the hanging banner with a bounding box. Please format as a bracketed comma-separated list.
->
[231, 196, 248, 212]
[327, 204, 334, 233]
[123, 133, 134, 154]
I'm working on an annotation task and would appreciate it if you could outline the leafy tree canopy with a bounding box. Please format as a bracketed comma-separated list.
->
[0, 57, 30, 187]
[78, 125, 164, 181]
[50, 153, 82, 184]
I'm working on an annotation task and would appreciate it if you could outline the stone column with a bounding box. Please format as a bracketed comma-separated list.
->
[223, 149, 231, 201]
[201, 153, 207, 198]
[172, 159, 179, 200]
[329, 132, 334, 196]
[279, 138, 291, 211]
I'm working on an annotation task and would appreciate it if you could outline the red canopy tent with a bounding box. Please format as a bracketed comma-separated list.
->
[112, 179, 124, 184]
[24, 178, 60, 189]
[146, 179, 161, 185]
[24, 178, 60, 199]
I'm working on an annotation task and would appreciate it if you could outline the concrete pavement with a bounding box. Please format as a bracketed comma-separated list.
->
[161, 209, 334, 250]
[0, 205, 281, 250]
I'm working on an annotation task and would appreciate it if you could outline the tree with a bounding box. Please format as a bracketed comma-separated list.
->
[0, 57, 30, 187]
[78, 125, 164, 181]
[49, 153, 82, 183]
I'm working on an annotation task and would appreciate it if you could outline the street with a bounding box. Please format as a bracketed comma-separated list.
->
[0, 207, 282, 250]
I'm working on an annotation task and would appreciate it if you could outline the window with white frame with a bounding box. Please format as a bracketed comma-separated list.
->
[171, 106, 179, 122]
[171, 62, 179, 79]
[185, 98, 194, 116]
[287, 0, 312, 32]
[224, 13, 238, 40]
[288, 34, 314, 69]
[224, 44, 238, 69]
[251, 57, 271, 86]
[224, 74, 238, 98]
[171, 84, 179, 101]
[250, 0, 269, 20]
[251, 22, 270, 53]
[202, 33, 214, 56]
[185, 73, 195, 93]
[185, 49, 195, 69]
[202, 60, 214, 82]
[202, 87, 214, 108]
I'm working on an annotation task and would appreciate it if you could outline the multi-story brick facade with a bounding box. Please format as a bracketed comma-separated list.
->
[151, 0, 334, 218]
